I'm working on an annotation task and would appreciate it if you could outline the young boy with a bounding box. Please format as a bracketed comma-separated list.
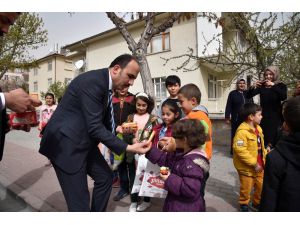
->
[157, 75, 183, 120]
[233, 103, 267, 212]
[260, 96, 300, 211]
[177, 83, 212, 160]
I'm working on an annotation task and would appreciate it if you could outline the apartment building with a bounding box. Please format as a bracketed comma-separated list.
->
[28, 52, 74, 100]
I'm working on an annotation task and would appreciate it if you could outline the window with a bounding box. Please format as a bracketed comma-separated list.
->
[33, 81, 38, 92]
[33, 68, 38, 76]
[48, 78, 52, 87]
[147, 29, 170, 54]
[65, 78, 72, 85]
[48, 60, 52, 71]
[152, 77, 167, 100]
[208, 74, 221, 99]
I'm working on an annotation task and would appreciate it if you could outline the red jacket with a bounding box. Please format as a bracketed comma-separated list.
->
[152, 123, 173, 148]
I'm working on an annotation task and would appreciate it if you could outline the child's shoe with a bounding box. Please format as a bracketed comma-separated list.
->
[240, 204, 249, 212]
[137, 201, 151, 212]
[249, 203, 260, 212]
[129, 202, 137, 212]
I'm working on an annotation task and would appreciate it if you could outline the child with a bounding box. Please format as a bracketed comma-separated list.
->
[112, 88, 135, 200]
[152, 99, 180, 149]
[123, 92, 158, 212]
[260, 96, 300, 211]
[38, 93, 57, 166]
[233, 103, 267, 212]
[157, 75, 183, 121]
[177, 83, 212, 160]
[142, 119, 209, 212]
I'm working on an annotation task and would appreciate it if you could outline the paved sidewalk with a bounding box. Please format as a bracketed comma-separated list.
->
[0, 128, 239, 212]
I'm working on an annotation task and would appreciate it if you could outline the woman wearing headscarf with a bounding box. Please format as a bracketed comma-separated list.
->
[246, 66, 287, 149]
[225, 78, 253, 155]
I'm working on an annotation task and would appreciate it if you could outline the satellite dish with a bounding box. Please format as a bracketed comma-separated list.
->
[74, 59, 85, 70]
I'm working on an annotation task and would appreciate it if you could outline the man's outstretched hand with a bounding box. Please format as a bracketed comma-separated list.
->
[4, 88, 42, 113]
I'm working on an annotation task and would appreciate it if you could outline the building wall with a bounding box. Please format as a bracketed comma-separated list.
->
[84, 17, 209, 104]
[29, 54, 74, 100]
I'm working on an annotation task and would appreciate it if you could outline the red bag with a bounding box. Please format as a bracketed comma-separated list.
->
[9, 111, 38, 128]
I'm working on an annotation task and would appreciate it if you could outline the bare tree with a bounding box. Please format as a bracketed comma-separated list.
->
[162, 12, 300, 87]
[106, 12, 187, 96]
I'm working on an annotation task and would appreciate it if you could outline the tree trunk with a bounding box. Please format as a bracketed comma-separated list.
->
[136, 53, 154, 97]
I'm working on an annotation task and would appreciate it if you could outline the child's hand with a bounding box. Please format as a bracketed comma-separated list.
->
[127, 141, 152, 154]
[255, 163, 263, 172]
[160, 137, 176, 152]
[116, 125, 123, 134]
[159, 171, 170, 181]
[266, 146, 272, 153]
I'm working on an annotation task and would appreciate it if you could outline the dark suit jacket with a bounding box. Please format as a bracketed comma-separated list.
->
[0, 98, 7, 161]
[39, 68, 128, 174]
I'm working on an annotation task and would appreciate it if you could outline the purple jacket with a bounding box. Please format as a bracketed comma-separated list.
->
[146, 147, 210, 212]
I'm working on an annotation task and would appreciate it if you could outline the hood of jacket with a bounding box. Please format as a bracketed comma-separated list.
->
[193, 105, 209, 115]
[276, 132, 300, 168]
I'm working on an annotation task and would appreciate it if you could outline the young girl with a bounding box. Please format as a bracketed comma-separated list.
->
[122, 92, 158, 212]
[152, 99, 180, 149]
[142, 119, 209, 212]
[38, 93, 57, 166]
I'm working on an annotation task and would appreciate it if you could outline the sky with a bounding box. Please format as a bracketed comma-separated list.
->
[3, 0, 300, 60]
[33, 12, 115, 59]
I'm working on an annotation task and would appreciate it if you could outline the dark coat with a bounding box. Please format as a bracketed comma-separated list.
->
[0, 87, 9, 161]
[146, 147, 209, 212]
[260, 132, 300, 211]
[246, 83, 287, 146]
[225, 90, 252, 123]
[39, 68, 127, 174]
[0, 101, 7, 161]
[225, 90, 253, 137]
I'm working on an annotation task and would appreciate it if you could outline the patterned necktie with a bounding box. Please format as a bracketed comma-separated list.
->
[108, 90, 115, 135]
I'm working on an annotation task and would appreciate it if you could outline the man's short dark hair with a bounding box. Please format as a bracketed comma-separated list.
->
[283, 96, 300, 133]
[239, 103, 262, 122]
[109, 54, 138, 69]
[165, 75, 181, 87]
[178, 83, 201, 104]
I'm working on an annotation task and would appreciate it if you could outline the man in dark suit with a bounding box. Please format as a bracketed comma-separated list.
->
[1, 12, 42, 161]
[39, 54, 149, 212]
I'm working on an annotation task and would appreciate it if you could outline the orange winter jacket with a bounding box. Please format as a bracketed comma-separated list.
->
[187, 110, 213, 160]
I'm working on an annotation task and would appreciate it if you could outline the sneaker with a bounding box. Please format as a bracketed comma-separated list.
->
[129, 202, 137, 212]
[137, 202, 151, 212]
[113, 190, 129, 201]
[112, 177, 120, 188]
[240, 204, 249, 212]
[249, 203, 260, 212]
